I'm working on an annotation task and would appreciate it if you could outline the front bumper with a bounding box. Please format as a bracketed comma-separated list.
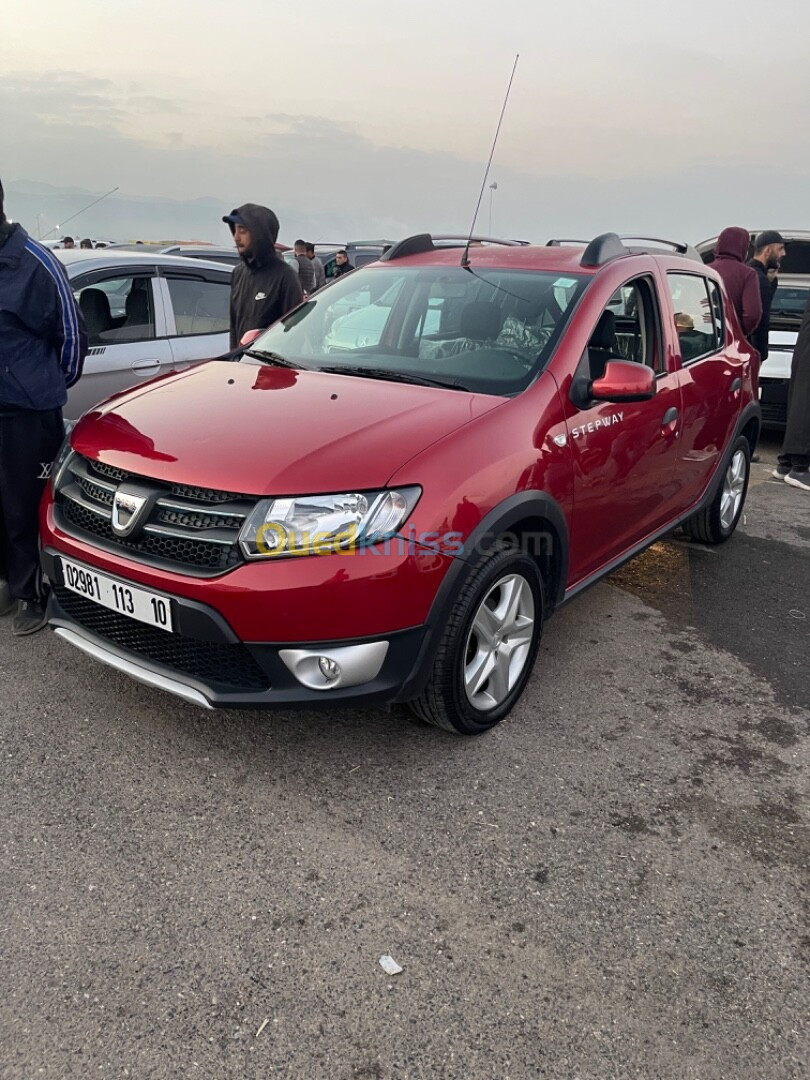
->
[759, 377, 788, 430]
[45, 567, 430, 709]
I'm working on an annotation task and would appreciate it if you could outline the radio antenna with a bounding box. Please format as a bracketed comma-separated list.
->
[461, 53, 519, 268]
[40, 186, 120, 240]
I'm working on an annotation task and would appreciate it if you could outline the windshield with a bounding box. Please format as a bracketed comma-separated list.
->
[242, 265, 589, 396]
[771, 284, 809, 320]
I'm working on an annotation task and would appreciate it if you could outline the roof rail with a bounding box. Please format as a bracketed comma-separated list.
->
[579, 232, 701, 268]
[618, 235, 701, 262]
[380, 233, 529, 262]
[580, 233, 627, 268]
[546, 238, 587, 246]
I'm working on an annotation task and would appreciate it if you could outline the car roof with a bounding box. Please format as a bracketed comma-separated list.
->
[366, 241, 702, 277]
[54, 249, 233, 274]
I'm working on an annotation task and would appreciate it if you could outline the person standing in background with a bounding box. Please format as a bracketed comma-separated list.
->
[748, 230, 786, 364]
[290, 240, 316, 295]
[333, 250, 354, 277]
[710, 227, 762, 337]
[306, 243, 326, 291]
[774, 292, 810, 491]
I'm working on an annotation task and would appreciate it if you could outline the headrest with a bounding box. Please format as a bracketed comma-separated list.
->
[589, 309, 617, 350]
[79, 288, 112, 336]
[459, 300, 502, 340]
[126, 288, 149, 323]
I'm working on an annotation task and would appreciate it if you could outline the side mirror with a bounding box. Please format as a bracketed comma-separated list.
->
[240, 328, 263, 347]
[591, 361, 656, 403]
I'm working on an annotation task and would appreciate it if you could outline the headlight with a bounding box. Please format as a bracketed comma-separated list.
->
[51, 435, 75, 494]
[238, 487, 421, 559]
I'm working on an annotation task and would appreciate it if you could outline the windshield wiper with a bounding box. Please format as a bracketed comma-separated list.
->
[244, 348, 303, 370]
[318, 365, 469, 392]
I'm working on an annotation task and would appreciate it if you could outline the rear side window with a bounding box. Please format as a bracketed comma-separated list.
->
[707, 280, 725, 343]
[73, 274, 156, 345]
[667, 274, 719, 362]
[166, 276, 230, 336]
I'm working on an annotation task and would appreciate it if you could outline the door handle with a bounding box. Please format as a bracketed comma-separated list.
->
[730, 377, 742, 393]
[131, 358, 162, 373]
[662, 407, 679, 426]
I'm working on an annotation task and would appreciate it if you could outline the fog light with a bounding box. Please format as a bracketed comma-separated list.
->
[318, 656, 341, 682]
[279, 641, 390, 691]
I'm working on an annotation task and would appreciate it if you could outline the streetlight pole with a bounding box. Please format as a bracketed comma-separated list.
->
[488, 181, 498, 234]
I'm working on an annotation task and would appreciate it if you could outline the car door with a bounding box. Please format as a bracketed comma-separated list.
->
[159, 268, 232, 369]
[665, 272, 745, 504]
[566, 274, 684, 583]
[68, 266, 172, 421]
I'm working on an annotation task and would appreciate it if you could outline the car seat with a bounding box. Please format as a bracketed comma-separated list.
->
[79, 288, 113, 341]
[587, 310, 623, 381]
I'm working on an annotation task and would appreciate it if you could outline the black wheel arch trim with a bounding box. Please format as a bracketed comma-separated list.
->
[394, 491, 568, 703]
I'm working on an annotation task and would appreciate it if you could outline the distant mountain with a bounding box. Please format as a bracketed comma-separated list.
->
[4, 181, 235, 244]
[3, 179, 408, 247]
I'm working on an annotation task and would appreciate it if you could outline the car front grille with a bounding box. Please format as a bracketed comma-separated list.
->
[55, 454, 255, 575]
[55, 587, 270, 691]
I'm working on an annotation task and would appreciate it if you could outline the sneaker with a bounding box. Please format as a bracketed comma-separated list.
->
[11, 600, 48, 636]
[772, 463, 791, 479]
[0, 580, 13, 617]
[784, 469, 810, 491]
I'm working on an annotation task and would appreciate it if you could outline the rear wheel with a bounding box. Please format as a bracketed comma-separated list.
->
[409, 542, 544, 735]
[683, 435, 750, 544]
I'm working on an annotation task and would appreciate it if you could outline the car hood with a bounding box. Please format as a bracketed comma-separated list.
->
[72, 360, 503, 495]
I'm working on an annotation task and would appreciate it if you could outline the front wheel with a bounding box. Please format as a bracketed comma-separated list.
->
[683, 435, 750, 544]
[409, 542, 544, 735]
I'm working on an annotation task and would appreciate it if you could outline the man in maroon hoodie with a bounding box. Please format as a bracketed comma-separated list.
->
[711, 227, 762, 339]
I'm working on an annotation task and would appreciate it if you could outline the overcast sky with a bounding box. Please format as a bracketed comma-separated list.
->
[3, 0, 809, 243]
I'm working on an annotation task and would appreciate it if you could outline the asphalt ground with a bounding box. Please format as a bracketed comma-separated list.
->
[1, 434, 807, 1079]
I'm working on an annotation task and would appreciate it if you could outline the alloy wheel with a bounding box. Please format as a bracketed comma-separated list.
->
[720, 448, 747, 531]
[463, 574, 536, 712]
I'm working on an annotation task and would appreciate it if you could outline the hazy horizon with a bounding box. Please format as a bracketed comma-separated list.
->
[4, 0, 809, 245]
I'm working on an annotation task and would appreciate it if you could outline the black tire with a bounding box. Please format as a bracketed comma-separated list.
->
[409, 541, 544, 735]
[683, 435, 751, 544]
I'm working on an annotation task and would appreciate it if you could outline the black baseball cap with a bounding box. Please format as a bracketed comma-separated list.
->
[222, 210, 247, 227]
[754, 230, 785, 248]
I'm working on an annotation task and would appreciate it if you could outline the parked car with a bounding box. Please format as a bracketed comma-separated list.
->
[696, 230, 810, 428]
[55, 248, 233, 420]
[43, 231, 760, 734]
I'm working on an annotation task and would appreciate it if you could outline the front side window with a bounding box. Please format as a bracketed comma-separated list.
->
[73, 275, 156, 345]
[667, 273, 719, 362]
[601, 276, 663, 372]
[166, 276, 230, 336]
[242, 265, 589, 397]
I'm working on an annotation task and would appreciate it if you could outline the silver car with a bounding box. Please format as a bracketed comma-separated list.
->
[56, 249, 233, 420]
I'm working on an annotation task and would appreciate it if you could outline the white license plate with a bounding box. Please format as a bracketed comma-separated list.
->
[60, 558, 173, 632]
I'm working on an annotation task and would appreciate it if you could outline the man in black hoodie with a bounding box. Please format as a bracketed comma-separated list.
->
[223, 204, 303, 349]
[747, 230, 786, 364]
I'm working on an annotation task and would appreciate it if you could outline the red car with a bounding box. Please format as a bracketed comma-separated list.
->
[41, 232, 760, 734]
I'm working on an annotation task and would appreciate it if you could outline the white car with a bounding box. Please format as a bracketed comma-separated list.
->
[56, 249, 233, 420]
[697, 230, 810, 428]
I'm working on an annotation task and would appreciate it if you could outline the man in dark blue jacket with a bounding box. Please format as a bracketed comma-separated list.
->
[0, 178, 87, 635]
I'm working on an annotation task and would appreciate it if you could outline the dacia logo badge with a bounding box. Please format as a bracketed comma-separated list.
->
[111, 489, 149, 537]
[553, 433, 567, 448]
